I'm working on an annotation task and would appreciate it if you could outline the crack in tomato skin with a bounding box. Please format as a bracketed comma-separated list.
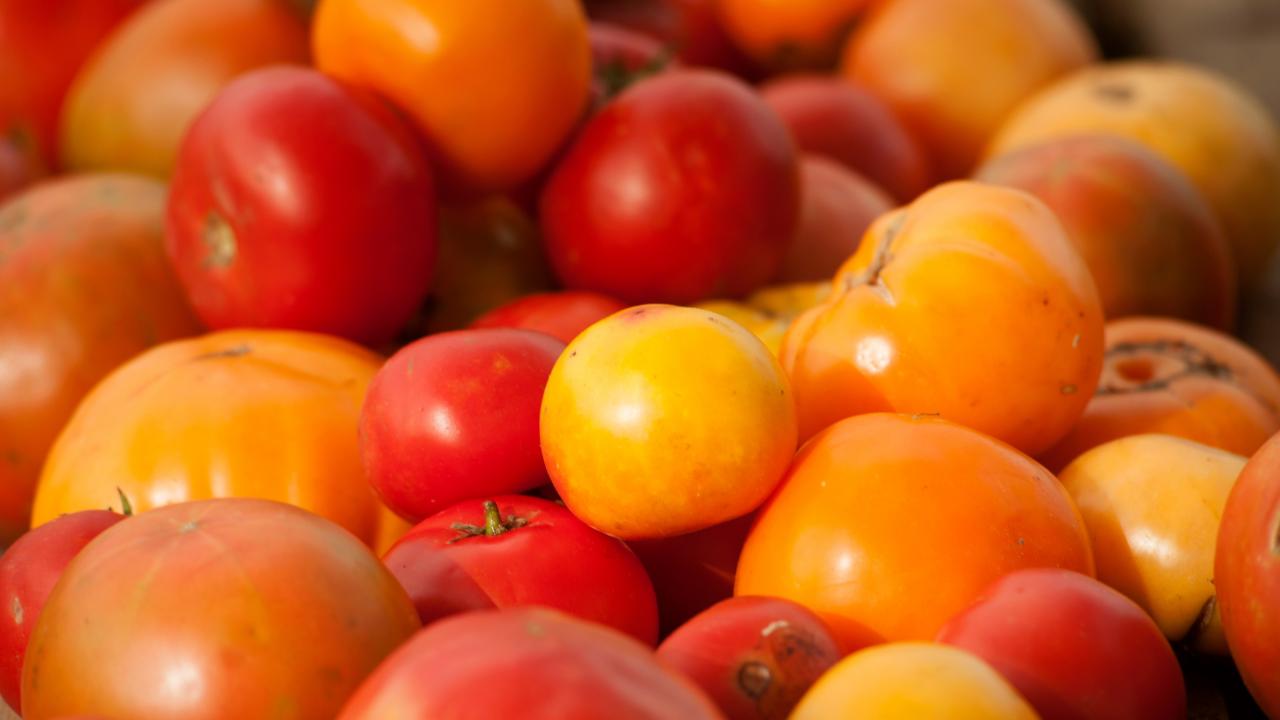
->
[1095, 340, 1234, 397]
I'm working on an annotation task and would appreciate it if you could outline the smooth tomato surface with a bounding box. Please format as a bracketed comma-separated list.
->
[471, 291, 628, 345]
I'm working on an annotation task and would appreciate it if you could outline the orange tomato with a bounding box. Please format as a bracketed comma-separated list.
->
[32, 330, 386, 545]
[313, 0, 591, 194]
[1040, 317, 1280, 471]
[781, 181, 1104, 454]
[0, 174, 201, 545]
[58, 0, 309, 178]
[718, 0, 871, 70]
[736, 413, 1094, 650]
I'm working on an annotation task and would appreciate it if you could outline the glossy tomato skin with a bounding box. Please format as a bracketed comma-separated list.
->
[541, 70, 800, 304]
[384, 496, 658, 644]
[360, 330, 565, 522]
[0, 510, 125, 711]
[1216, 431, 1280, 717]
[339, 607, 722, 720]
[21, 498, 420, 719]
[630, 514, 754, 635]
[167, 66, 436, 346]
[657, 596, 841, 720]
[470, 291, 628, 344]
[937, 568, 1185, 720]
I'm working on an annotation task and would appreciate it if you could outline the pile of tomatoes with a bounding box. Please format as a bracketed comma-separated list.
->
[2, 0, 1280, 717]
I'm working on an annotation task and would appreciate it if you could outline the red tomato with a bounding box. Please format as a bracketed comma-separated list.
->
[590, 22, 671, 107]
[0, 508, 125, 710]
[1216, 430, 1280, 717]
[586, 0, 755, 77]
[360, 329, 565, 522]
[339, 607, 723, 719]
[657, 596, 841, 720]
[166, 66, 436, 346]
[541, 70, 800, 304]
[629, 514, 754, 636]
[778, 155, 894, 283]
[937, 568, 1185, 720]
[470, 291, 628, 344]
[383, 496, 658, 644]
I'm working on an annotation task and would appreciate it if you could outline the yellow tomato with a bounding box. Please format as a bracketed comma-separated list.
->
[695, 282, 830, 356]
[540, 304, 797, 539]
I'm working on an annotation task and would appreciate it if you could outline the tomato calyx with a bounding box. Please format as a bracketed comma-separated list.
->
[597, 50, 676, 104]
[201, 211, 237, 269]
[842, 214, 901, 302]
[1096, 340, 1234, 396]
[736, 659, 773, 700]
[115, 488, 133, 516]
[448, 500, 528, 542]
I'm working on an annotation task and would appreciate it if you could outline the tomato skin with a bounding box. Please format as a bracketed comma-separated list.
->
[360, 330, 565, 522]
[0, 510, 125, 711]
[630, 514, 754, 635]
[590, 22, 670, 107]
[657, 596, 841, 720]
[166, 66, 436, 346]
[339, 607, 723, 719]
[586, 0, 756, 77]
[778, 156, 893, 283]
[470, 291, 628, 345]
[541, 70, 800, 304]
[384, 496, 658, 643]
[937, 568, 1185, 720]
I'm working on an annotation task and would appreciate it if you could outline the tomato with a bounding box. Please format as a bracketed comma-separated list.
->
[0, 174, 201, 545]
[32, 330, 386, 545]
[22, 499, 419, 718]
[736, 413, 1094, 650]
[314, 0, 590, 195]
[760, 75, 931, 202]
[384, 496, 658, 643]
[718, 0, 869, 71]
[541, 70, 800, 304]
[777, 156, 893, 283]
[360, 329, 564, 522]
[0, 135, 40, 203]
[0, 509, 126, 711]
[630, 515, 755, 635]
[1216, 430, 1280, 717]
[590, 22, 671, 107]
[0, 0, 144, 170]
[166, 66, 436, 346]
[1040, 317, 1280, 471]
[937, 568, 1185, 720]
[790, 643, 1037, 719]
[695, 282, 832, 357]
[657, 596, 841, 720]
[587, 0, 755, 77]
[59, 0, 309, 178]
[339, 607, 722, 719]
[470, 291, 628, 345]
[541, 305, 797, 539]
[782, 181, 1105, 453]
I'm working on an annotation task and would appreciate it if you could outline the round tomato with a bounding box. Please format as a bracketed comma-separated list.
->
[736, 413, 1094, 650]
[32, 330, 386, 545]
[313, 0, 590, 194]
[0, 508, 126, 711]
[339, 607, 721, 719]
[360, 329, 564, 522]
[0, 174, 201, 545]
[470, 291, 628, 345]
[21, 498, 419, 718]
[384, 496, 658, 643]
[937, 568, 1185, 720]
[541, 70, 800, 304]
[166, 66, 436, 346]
[657, 596, 841, 720]
[59, 0, 309, 177]
[541, 305, 797, 539]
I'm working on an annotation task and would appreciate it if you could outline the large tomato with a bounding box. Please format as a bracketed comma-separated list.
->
[32, 330, 386, 545]
[360, 330, 565, 522]
[21, 499, 420, 719]
[166, 66, 437, 346]
[59, 0, 309, 177]
[541, 70, 800, 304]
[339, 607, 723, 719]
[0, 174, 201, 545]
[736, 413, 1094, 650]
[384, 496, 658, 643]
[313, 0, 590, 194]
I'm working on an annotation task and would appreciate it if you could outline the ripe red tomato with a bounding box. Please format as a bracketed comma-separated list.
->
[541, 69, 800, 304]
[339, 607, 723, 719]
[937, 568, 1185, 720]
[0, 508, 126, 711]
[383, 496, 658, 644]
[470, 291, 628, 344]
[360, 329, 565, 522]
[166, 66, 437, 346]
[657, 596, 842, 720]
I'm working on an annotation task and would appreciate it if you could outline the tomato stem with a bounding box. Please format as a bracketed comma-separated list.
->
[482, 501, 508, 536]
[449, 501, 528, 542]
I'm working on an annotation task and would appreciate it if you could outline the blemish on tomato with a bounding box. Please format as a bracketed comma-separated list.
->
[1094, 82, 1135, 103]
[179, 521, 199, 534]
[737, 660, 772, 700]
[1061, 384, 1077, 395]
[202, 211, 238, 270]
[10, 595, 23, 625]
[195, 344, 253, 361]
